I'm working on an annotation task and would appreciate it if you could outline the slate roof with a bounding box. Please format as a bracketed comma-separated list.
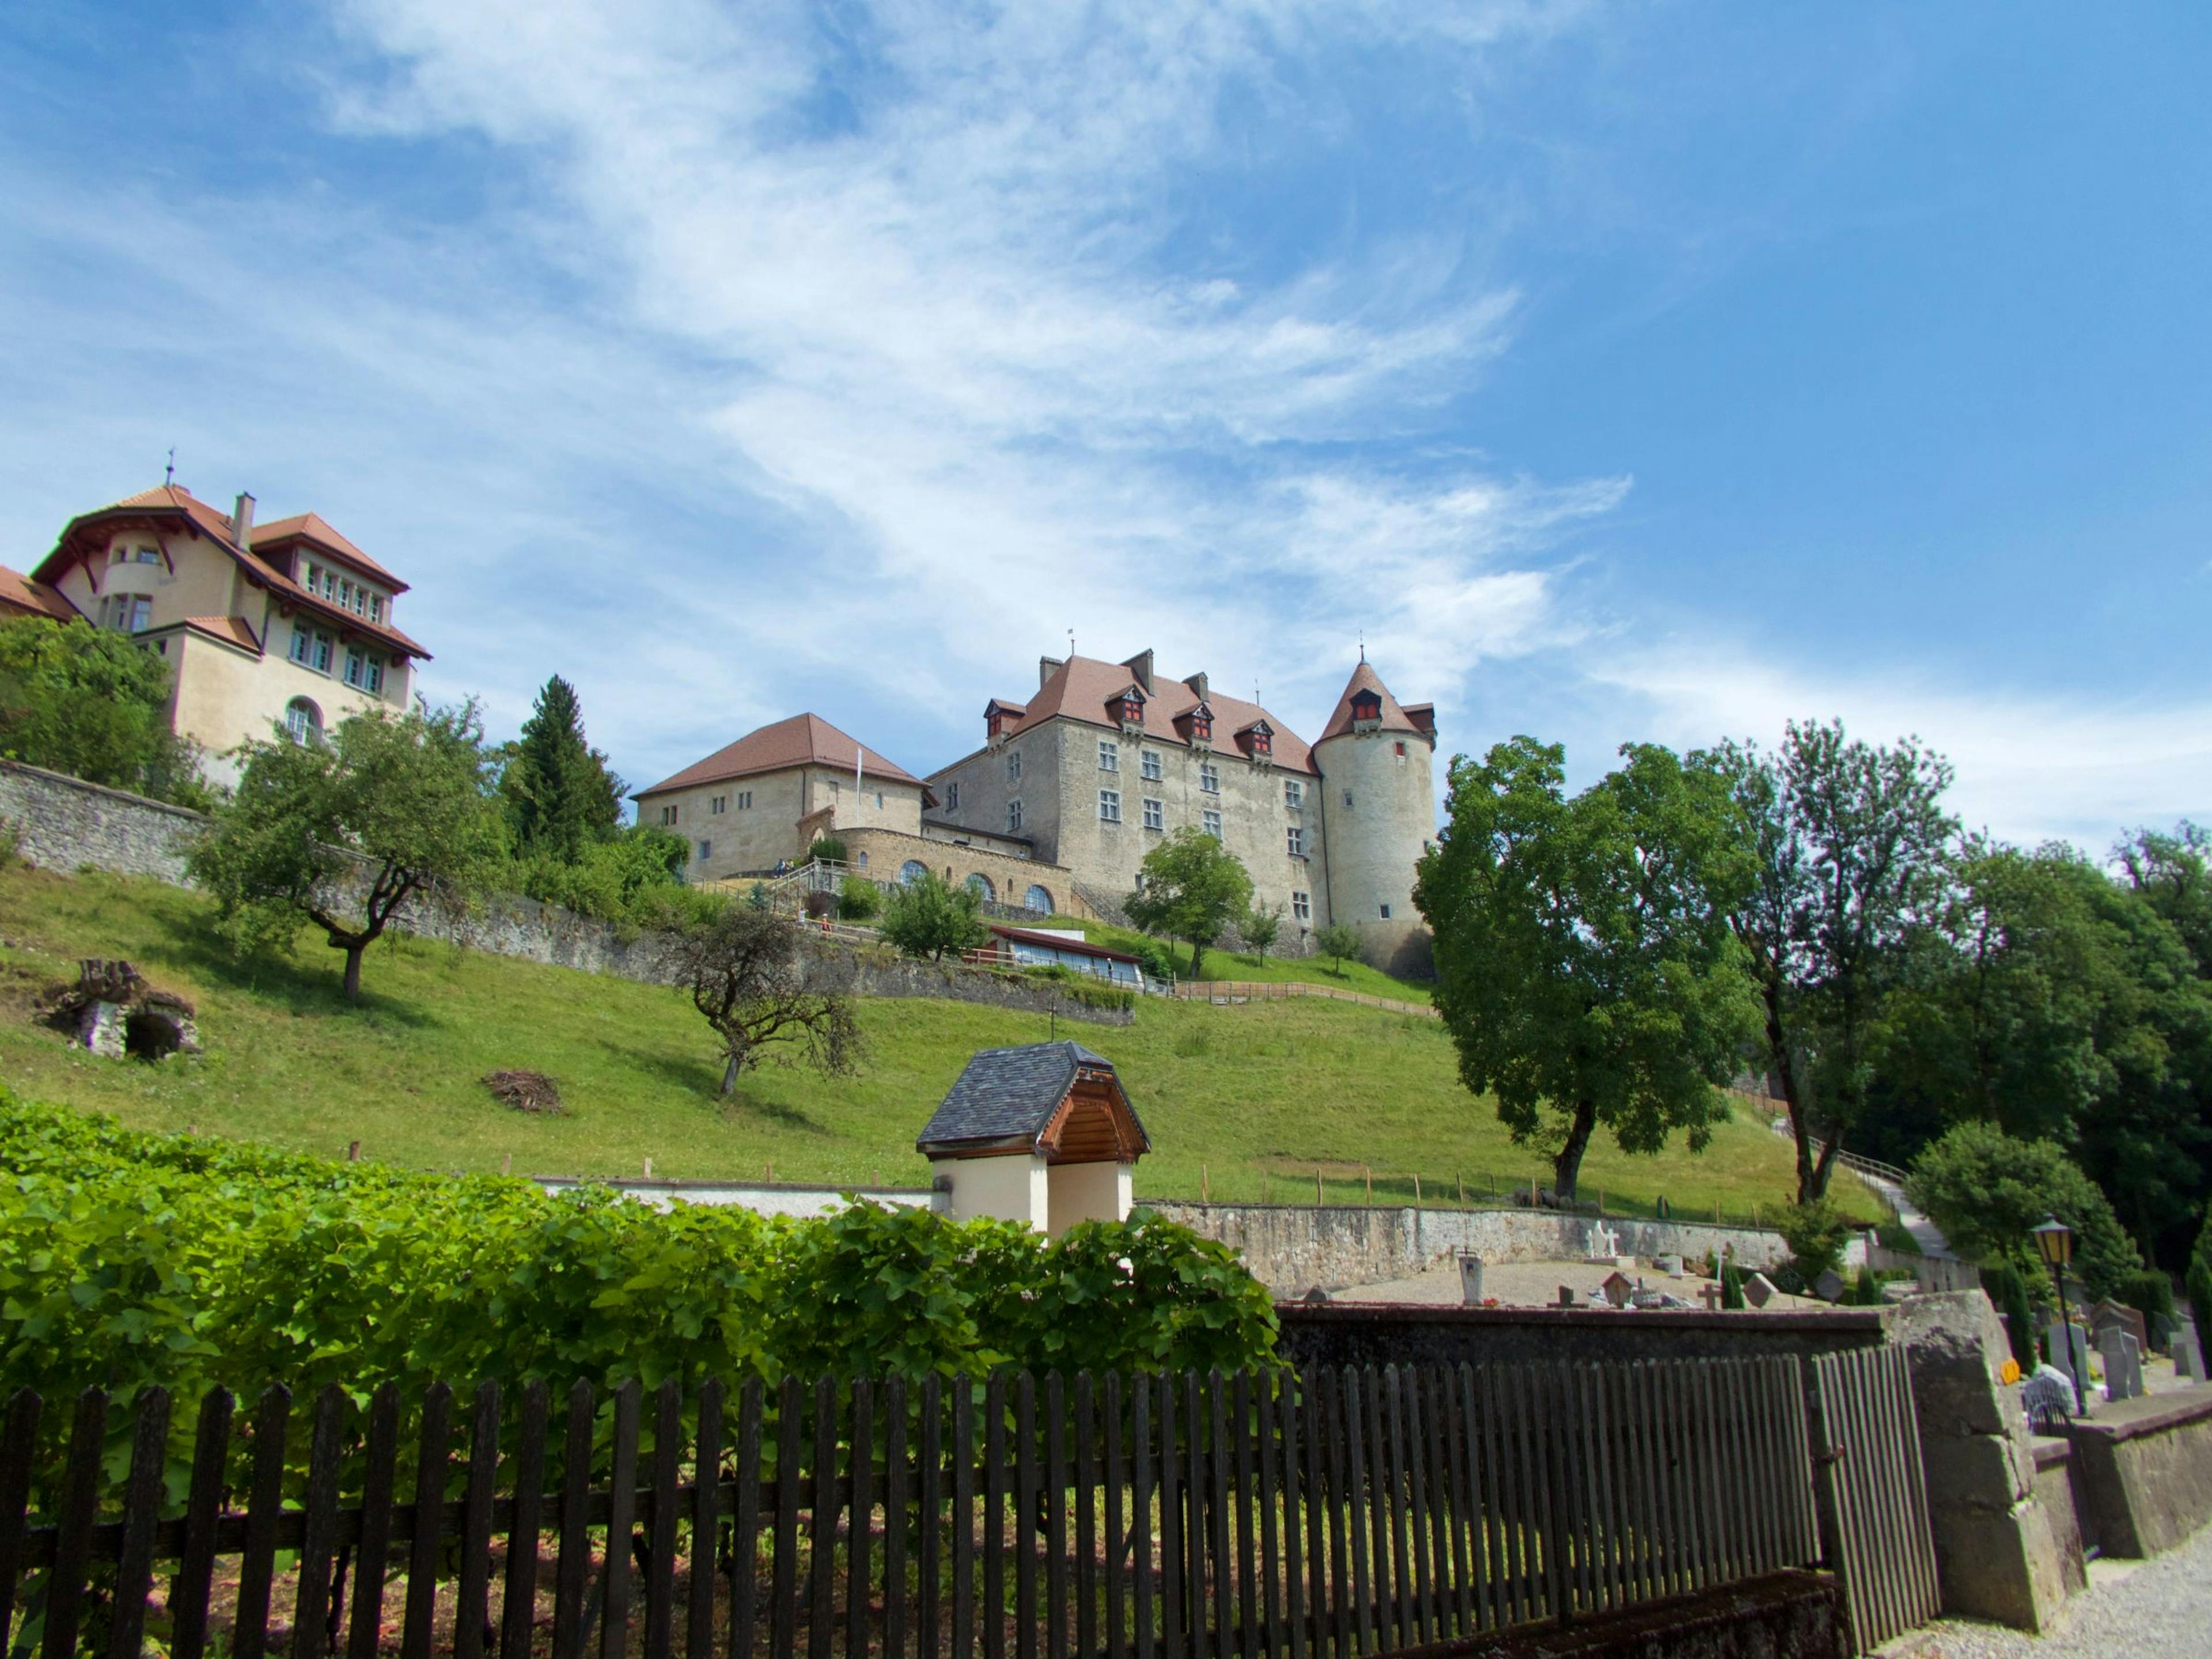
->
[976, 654, 1320, 776]
[915, 1040, 1149, 1155]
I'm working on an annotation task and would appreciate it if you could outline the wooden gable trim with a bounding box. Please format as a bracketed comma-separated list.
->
[1037, 1071, 1143, 1165]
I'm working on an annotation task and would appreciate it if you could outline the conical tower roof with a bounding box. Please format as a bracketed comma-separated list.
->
[1317, 658, 1425, 741]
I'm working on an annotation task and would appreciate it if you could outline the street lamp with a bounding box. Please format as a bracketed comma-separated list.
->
[2031, 1215, 2085, 1414]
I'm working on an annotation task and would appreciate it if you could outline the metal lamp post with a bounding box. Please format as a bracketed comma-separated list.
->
[2032, 1215, 2085, 1414]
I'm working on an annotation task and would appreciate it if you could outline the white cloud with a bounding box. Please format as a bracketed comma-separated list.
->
[1589, 649, 2212, 850]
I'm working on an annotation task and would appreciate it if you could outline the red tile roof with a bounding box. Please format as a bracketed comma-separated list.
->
[33, 484, 429, 661]
[1316, 660, 1427, 742]
[0, 565, 79, 621]
[988, 924, 1142, 964]
[172, 616, 263, 652]
[637, 713, 926, 797]
[249, 512, 406, 590]
[991, 655, 1320, 775]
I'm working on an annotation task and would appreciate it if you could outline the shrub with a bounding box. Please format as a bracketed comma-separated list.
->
[1314, 923, 1361, 975]
[1132, 939, 1179, 984]
[837, 878, 882, 922]
[1906, 1122, 2140, 1300]
[1985, 1262, 2038, 1374]
[1719, 1260, 1745, 1310]
[2189, 1256, 2212, 1377]
[0, 1093, 1278, 1501]
[0, 616, 211, 806]
[807, 836, 847, 865]
[1777, 1198, 1853, 1285]
[1851, 1264, 1881, 1306]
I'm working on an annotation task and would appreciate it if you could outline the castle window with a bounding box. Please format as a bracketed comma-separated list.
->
[1008, 799, 1023, 833]
[1285, 779, 1304, 810]
[946, 782, 959, 810]
[1351, 690, 1382, 728]
[1287, 826, 1304, 858]
[1098, 790, 1121, 823]
[1099, 740, 1119, 772]
[901, 860, 929, 884]
[697, 840, 712, 863]
[711, 796, 727, 814]
[1142, 798, 1164, 831]
[660, 804, 678, 827]
[738, 791, 752, 809]
[1006, 749, 1022, 781]
[1395, 741, 1407, 759]
[1025, 884, 1054, 914]
[1342, 789, 1354, 809]
[1141, 750, 1162, 781]
[1199, 763, 1219, 794]
[968, 873, 995, 903]
[1380, 903, 1392, 919]
[1293, 891, 1311, 925]
[1202, 809, 1222, 838]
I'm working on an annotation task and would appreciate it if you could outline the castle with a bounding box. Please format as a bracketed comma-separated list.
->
[635, 648, 1440, 972]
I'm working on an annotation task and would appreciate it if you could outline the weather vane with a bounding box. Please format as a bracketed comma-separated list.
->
[1358, 629, 1366, 664]
[164, 446, 175, 486]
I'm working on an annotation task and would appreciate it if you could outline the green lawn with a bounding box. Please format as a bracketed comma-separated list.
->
[0, 866, 1880, 1226]
[1037, 914, 1434, 1003]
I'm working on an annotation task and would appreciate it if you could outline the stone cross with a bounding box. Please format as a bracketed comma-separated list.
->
[2097, 1328, 2144, 1403]
[1744, 1273, 1776, 1309]
[2047, 1320, 2092, 1396]
[2173, 1321, 2204, 1382]
[1457, 1254, 1485, 1307]
[1586, 1222, 1622, 1260]
[1699, 1282, 1724, 1311]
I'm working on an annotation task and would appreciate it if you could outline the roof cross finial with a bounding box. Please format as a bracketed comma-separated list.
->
[1359, 630, 1366, 665]
[164, 446, 175, 486]
[1067, 627, 1075, 660]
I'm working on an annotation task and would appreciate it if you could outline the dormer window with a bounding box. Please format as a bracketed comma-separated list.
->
[984, 699, 1025, 743]
[1108, 684, 1146, 733]
[1235, 719, 1275, 766]
[1176, 700, 1215, 748]
[1350, 690, 1383, 732]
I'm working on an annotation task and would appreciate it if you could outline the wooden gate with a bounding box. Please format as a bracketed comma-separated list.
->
[1809, 1347, 1941, 1653]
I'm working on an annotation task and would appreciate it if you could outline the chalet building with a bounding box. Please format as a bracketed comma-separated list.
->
[15, 483, 428, 783]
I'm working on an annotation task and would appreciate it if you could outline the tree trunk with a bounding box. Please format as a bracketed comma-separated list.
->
[1552, 1098, 1599, 1202]
[1188, 937, 1205, 979]
[342, 944, 365, 1002]
[720, 1053, 742, 1096]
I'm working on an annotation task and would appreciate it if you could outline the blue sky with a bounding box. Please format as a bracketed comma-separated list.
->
[2, 2, 2207, 846]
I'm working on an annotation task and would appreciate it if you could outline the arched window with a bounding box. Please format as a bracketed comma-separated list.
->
[284, 698, 323, 744]
[967, 873, 995, 903]
[900, 860, 929, 885]
[1024, 884, 1053, 914]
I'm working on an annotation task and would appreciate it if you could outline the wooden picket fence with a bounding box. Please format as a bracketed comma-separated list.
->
[0, 1357, 1856, 1659]
[1810, 1348, 1941, 1652]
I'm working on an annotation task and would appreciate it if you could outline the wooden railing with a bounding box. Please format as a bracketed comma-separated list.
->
[0, 1357, 1844, 1659]
[1167, 982, 1436, 1019]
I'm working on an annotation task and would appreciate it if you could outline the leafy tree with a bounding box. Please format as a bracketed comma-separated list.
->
[1904, 1122, 2140, 1300]
[1314, 922, 1362, 976]
[1240, 903, 1282, 957]
[500, 675, 623, 858]
[1126, 827, 1253, 978]
[660, 904, 862, 1094]
[2190, 1216, 2212, 1375]
[188, 704, 502, 1000]
[0, 616, 209, 806]
[880, 870, 988, 962]
[808, 836, 848, 865]
[1415, 737, 1759, 1203]
[511, 823, 696, 927]
[1704, 721, 1958, 1203]
[1777, 1198, 1854, 1285]
[2116, 823, 2212, 974]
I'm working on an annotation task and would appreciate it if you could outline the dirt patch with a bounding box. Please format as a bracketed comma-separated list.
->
[484, 1069, 564, 1114]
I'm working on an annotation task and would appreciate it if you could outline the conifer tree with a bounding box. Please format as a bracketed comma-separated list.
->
[504, 675, 623, 859]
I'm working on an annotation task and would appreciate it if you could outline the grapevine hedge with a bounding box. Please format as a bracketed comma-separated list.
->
[0, 1092, 1277, 1486]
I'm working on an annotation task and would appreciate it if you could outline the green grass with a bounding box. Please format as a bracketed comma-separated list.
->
[1036, 914, 1433, 1003]
[0, 865, 1881, 1225]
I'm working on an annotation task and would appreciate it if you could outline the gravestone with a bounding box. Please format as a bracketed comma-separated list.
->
[1556, 1285, 1577, 1309]
[2046, 1320, 2092, 1396]
[1656, 1253, 1684, 1279]
[1457, 1253, 1485, 1306]
[2097, 1328, 2143, 1403]
[1699, 1282, 1724, 1311]
[1600, 1270, 1636, 1309]
[2173, 1321, 2204, 1382]
[1744, 1273, 1777, 1309]
[1814, 1269, 1847, 1304]
[2090, 1299, 2149, 1353]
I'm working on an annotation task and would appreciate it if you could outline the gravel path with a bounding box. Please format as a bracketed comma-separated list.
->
[1890, 1521, 2212, 1657]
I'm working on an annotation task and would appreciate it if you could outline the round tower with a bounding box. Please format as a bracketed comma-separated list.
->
[1313, 658, 1437, 975]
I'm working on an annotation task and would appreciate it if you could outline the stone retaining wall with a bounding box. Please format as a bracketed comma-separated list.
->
[0, 760, 1127, 1025]
[1139, 1199, 1796, 1297]
[2060, 1384, 2212, 1558]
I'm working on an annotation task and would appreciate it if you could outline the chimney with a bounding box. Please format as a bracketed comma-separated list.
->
[1120, 649, 1155, 694]
[232, 492, 256, 552]
[1038, 656, 1065, 690]
[1186, 670, 1208, 702]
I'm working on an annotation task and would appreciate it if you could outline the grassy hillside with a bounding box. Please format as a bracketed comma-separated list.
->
[0, 866, 1879, 1225]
